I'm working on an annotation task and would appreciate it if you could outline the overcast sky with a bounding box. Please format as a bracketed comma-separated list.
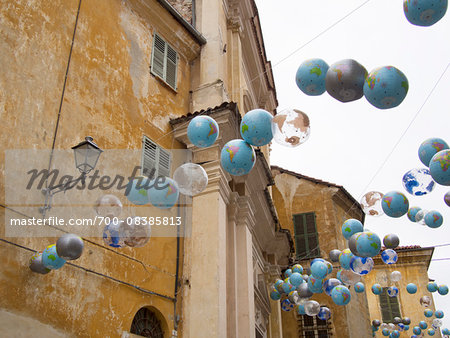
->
[254, 0, 450, 330]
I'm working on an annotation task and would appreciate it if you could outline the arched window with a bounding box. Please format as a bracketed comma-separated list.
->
[130, 307, 164, 338]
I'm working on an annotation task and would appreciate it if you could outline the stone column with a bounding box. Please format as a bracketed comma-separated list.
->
[235, 195, 256, 338]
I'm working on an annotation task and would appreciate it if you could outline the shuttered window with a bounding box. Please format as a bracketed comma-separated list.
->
[298, 313, 331, 338]
[142, 136, 171, 178]
[379, 288, 401, 323]
[150, 33, 178, 90]
[293, 212, 320, 260]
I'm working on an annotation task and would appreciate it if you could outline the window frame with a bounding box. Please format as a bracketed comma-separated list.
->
[150, 33, 178, 91]
[292, 212, 321, 260]
[298, 312, 331, 338]
[379, 288, 401, 323]
[141, 136, 171, 179]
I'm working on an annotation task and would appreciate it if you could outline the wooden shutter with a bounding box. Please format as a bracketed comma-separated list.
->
[142, 137, 157, 178]
[151, 34, 165, 78]
[165, 44, 178, 90]
[142, 136, 171, 178]
[379, 289, 401, 323]
[293, 212, 320, 260]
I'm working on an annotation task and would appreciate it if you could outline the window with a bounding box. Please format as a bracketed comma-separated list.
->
[298, 313, 331, 338]
[379, 288, 401, 323]
[293, 212, 320, 260]
[142, 136, 171, 178]
[150, 33, 178, 90]
[130, 307, 164, 337]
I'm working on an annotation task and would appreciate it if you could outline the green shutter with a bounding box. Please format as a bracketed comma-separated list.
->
[165, 44, 177, 90]
[293, 212, 320, 259]
[379, 289, 401, 323]
[151, 33, 178, 90]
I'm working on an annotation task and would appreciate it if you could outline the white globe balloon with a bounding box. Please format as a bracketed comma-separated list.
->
[173, 163, 208, 196]
[304, 300, 320, 316]
[390, 271, 402, 282]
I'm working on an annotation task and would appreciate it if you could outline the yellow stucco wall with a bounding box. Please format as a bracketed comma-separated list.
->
[365, 250, 442, 337]
[0, 0, 201, 336]
[272, 170, 371, 338]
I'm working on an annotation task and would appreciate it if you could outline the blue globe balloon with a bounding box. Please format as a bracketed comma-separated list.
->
[274, 279, 284, 289]
[387, 286, 399, 297]
[418, 138, 449, 166]
[438, 284, 449, 295]
[364, 66, 408, 109]
[342, 218, 364, 240]
[289, 272, 304, 287]
[270, 289, 281, 301]
[407, 206, 422, 222]
[435, 310, 444, 318]
[292, 264, 303, 274]
[382, 191, 409, 218]
[317, 307, 332, 320]
[424, 210, 444, 228]
[148, 177, 179, 209]
[187, 115, 219, 148]
[220, 139, 255, 176]
[284, 268, 293, 278]
[402, 168, 435, 196]
[413, 326, 422, 335]
[381, 249, 398, 264]
[403, 0, 448, 26]
[310, 258, 325, 266]
[281, 298, 294, 312]
[404, 325, 409, 331]
[307, 275, 324, 294]
[442, 328, 450, 335]
[354, 282, 365, 293]
[406, 283, 418, 294]
[125, 177, 151, 205]
[419, 321, 428, 330]
[323, 278, 342, 296]
[42, 244, 66, 270]
[372, 283, 383, 295]
[281, 281, 295, 294]
[325, 261, 333, 274]
[311, 261, 328, 279]
[350, 256, 374, 275]
[295, 58, 329, 96]
[339, 249, 355, 270]
[331, 285, 351, 305]
[382, 328, 390, 336]
[427, 282, 438, 292]
[355, 232, 381, 257]
[240, 109, 273, 146]
[428, 328, 436, 336]
[425, 309, 434, 317]
[296, 304, 306, 315]
[390, 330, 400, 338]
[429, 150, 450, 186]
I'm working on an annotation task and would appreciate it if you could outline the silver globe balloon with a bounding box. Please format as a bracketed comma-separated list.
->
[56, 233, 84, 260]
[297, 282, 313, 299]
[420, 295, 432, 307]
[415, 209, 428, 224]
[348, 233, 359, 256]
[173, 163, 208, 196]
[383, 234, 400, 249]
[393, 317, 402, 325]
[388, 323, 396, 331]
[372, 319, 381, 327]
[401, 317, 411, 325]
[325, 59, 367, 103]
[305, 300, 321, 316]
[380, 323, 389, 330]
[29, 252, 51, 274]
[329, 249, 341, 262]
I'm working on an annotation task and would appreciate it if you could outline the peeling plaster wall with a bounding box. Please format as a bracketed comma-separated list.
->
[0, 0, 200, 336]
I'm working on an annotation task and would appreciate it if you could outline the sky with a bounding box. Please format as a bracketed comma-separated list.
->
[254, 0, 450, 331]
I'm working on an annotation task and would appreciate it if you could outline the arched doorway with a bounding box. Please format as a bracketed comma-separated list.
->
[130, 307, 164, 338]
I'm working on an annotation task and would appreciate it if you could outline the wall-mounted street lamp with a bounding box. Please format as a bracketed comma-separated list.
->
[39, 136, 103, 216]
